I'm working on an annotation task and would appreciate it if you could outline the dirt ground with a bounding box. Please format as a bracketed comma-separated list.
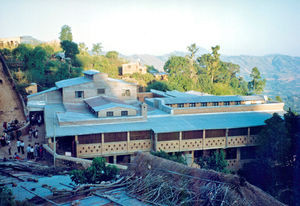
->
[0, 62, 25, 134]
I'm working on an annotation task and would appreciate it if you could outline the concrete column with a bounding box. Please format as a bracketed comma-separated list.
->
[185, 151, 194, 166]
[237, 147, 241, 161]
[202, 130, 206, 150]
[48, 138, 52, 149]
[127, 131, 130, 152]
[74, 135, 78, 157]
[179, 131, 182, 151]
[101, 133, 104, 155]
[154, 133, 158, 152]
[113, 155, 117, 164]
[248, 127, 250, 137]
[225, 129, 228, 148]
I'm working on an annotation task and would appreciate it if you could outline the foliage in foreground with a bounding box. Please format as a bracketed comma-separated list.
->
[70, 157, 119, 184]
[238, 110, 300, 205]
[151, 150, 187, 165]
[196, 150, 229, 173]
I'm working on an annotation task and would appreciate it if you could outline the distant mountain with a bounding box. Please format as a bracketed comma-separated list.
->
[20, 36, 41, 45]
[122, 47, 208, 72]
[122, 52, 300, 112]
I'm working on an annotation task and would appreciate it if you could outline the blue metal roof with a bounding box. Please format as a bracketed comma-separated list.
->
[27, 87, 58, 98]
[55, 76, 92, 88]
[83, 70, 99, 75]
[45, 104, 273, 137]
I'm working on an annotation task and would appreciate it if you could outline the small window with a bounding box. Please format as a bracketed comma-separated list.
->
[177, 103, 184, 108]
[97, 88, 105, 94]
[213, 102, 219, 106]
[28, 90, 33, 94]
[224, 101, 230, 106]
[75, 91, 84, 98]
[201, 102, 207, 107]
[122, 89, 131, 96]
[235, 101, 241, 105]
[106, 111, 114, 117]
[189, 103, 196, 107]
[121, 111, 128, 116]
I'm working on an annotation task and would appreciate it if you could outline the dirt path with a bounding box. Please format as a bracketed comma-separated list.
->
[0, 61, 25, 133]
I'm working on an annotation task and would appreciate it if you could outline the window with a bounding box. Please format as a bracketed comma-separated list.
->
[28, 90, 33, 94]
[106, 111, 114, 117]
[235, 101, 241, 105]
[122, 89, 131, 96]
[121, 111, 128, 116]
[97, 88, 105, 94]
[201, 102, 207, 107]
[75, 91, 84, 98]
[189, 103, 196, 107]
[224, 101, 230, 106]
[177, 103, 184, 108]
[213, 102, 219, 106]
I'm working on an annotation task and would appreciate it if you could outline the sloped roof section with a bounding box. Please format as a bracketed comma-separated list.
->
[55, 76, 92, 88]
[27, 87, 58, 98]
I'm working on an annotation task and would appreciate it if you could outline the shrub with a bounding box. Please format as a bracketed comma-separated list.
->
[70, 157, 119, 184]
[151, 150, 187, 165]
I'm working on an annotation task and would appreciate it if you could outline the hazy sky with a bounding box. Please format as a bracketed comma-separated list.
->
[0, 0, 299, 56]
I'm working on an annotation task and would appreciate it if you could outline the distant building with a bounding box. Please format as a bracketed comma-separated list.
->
[25, 83, 37, 95]
[121, 62, 147, 75]
[27, 70, 284, 170]
[0, 36, 40, 48]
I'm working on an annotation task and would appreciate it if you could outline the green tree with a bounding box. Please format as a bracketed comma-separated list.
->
[78, 42, 88, 55]
[248, 67, 266, 94]
[59, 25, 73, 41]
[239, 111, 299, 205]
[196, 150, 229, 173]
[106, 51, 118, 59]
[60, 40, 80, 66]
[70, 157, 119, 184]
[146, 81, 170, 92]
[92, 43, 102, 56]
[164, 56, 193, 91]
[197, 45, 221, 84]
[256, 113, 289, 164]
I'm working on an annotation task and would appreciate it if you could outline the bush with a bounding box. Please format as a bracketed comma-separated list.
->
[70, 157, 119, 184]
[151, 150, 187, 165]
[196, 150, 229, 173]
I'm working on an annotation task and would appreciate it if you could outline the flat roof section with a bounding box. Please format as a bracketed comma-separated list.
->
[45, 104, 274, 138]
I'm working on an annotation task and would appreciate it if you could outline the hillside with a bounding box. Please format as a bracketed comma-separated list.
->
[123, 52, 300, 112]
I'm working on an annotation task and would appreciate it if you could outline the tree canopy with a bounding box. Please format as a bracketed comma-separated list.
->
[162, 44, 257, 95]
[92, 43, 102, 56]
[248, 67, 266, 94]
[59, 25, 73, 41]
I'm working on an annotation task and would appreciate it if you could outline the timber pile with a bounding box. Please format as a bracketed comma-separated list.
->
[0, 159, 68, 176]
[124, 152, 285, 206]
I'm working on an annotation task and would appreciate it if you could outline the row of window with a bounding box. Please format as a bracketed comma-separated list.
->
[75, 88, 106, 99]
[107, 111, 128, 117]
[75, 88, 131, 98]
[174, 101, 241, 108]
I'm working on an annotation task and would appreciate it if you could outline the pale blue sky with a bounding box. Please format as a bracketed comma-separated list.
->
[0, 0, 299, 56]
